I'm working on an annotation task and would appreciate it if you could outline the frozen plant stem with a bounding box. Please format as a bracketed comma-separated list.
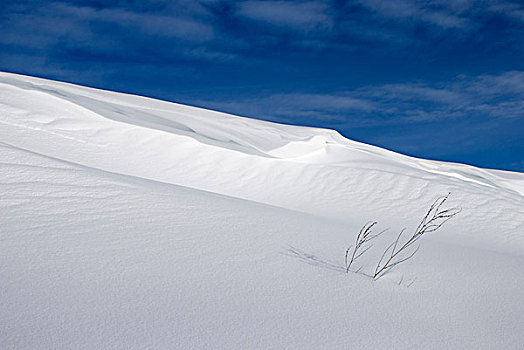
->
[373, 193, 461, 280]
[345, 221, 387, 273]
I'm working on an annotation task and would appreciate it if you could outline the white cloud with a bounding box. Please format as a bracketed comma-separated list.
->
[52, 3, 215, 42]
[359, 71, 524, 121]
[186, 71, 524, 126]
[488, 1, 524, 21]
[357, 0, 472, 29]
[236, 1, 332, 31]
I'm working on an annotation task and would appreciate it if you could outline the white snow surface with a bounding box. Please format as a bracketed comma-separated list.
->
[1, 71, 524, 349]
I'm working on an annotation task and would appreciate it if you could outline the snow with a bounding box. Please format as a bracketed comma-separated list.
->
[1, 71, 523, 349]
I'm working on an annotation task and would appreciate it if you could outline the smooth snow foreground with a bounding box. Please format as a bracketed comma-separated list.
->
[1, 72, 523, 349]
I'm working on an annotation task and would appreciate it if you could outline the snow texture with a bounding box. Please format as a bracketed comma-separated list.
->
[1, 72, 523, 349]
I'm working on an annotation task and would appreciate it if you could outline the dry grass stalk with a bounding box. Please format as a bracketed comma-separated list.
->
[373, 192, 461, 280]
[345, 221, 387, 273]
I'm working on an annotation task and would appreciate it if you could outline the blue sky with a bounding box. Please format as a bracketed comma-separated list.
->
[1, 0, 523, 171]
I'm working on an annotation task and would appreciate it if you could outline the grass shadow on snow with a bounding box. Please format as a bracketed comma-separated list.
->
[285, 246, 346, 274]
[284, 246, 417, 287]
[284, 246, 382, 279]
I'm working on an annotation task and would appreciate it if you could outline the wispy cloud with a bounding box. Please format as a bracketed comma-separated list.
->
[488, 1, 524, 21]
[187, 71, 524, 126]
[235, 1, 332, 32]
[0, 1, 223, 66]
[356, 0, 473, 29]
[53, 3, 215, 42]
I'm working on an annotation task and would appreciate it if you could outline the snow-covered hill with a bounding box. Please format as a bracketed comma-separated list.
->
[1, 72, 523, 349]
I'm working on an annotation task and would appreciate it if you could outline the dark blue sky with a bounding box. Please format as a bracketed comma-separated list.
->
[1, 0, 523, 171]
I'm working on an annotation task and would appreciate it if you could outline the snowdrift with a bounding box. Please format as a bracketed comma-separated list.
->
[1, 72, 523, 349]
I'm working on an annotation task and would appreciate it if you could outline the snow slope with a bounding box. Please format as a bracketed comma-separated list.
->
[1, 72, 524, 349]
